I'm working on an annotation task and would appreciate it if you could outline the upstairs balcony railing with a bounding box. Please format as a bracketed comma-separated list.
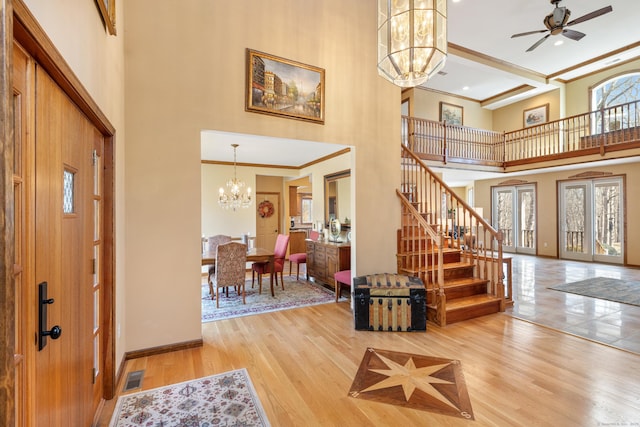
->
[403, 100, 640, 167]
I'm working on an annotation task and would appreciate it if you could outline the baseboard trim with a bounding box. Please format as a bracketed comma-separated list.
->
[124, 338, 204, 360]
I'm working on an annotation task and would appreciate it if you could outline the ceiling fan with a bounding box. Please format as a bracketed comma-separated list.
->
[511, 0, 613, 52]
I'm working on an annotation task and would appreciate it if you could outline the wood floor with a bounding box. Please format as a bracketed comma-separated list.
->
[96, 256, 640, 426]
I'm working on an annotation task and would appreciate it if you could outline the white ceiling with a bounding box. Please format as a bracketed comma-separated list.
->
[201, 0, 640, 183]
[434, 0, 640, 107]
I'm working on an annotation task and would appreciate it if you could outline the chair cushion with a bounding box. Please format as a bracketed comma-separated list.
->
[289, 253, 306, 263]
[334, 270, 352, 286]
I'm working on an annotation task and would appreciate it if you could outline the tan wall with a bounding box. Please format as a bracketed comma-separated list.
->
[409, 87, 493, 129]
[123, 1, 398, 350]
[474, 161, 640, 265]
[492, 89, 561, 132]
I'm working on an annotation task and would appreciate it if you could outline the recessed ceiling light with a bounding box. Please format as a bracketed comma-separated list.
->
[463, 86, 469, 91]
[554, 40, 564, 46]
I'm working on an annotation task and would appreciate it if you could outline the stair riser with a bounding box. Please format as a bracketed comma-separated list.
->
[444, 267, 474, 280]
[444, 283, 487, 300]
[422, 267, 474, 286]
[401, 252, 461, 266]
[445, 301, 502, 324]
[426, 284, 486, 304]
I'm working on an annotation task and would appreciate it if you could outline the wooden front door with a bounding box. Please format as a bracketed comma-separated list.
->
[256, 193, 280, 251]
[29, 56, 102, 425]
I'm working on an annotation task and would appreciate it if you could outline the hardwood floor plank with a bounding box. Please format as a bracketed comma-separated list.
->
[97, 258, 640, 426]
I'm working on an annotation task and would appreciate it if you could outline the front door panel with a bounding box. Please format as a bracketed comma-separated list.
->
[34, 66, 96, 425]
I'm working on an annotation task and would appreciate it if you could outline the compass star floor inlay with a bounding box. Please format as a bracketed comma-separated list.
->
[348, 348, 474, 420]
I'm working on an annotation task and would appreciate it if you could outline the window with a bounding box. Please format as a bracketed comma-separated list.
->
[301, 197, 313, 224]
[591, 72, 640, 133]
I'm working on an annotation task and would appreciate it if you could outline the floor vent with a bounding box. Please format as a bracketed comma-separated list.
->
[123, 370, 144, 392]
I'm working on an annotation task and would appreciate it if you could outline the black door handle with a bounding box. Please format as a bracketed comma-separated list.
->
[38, 282, 62, 350]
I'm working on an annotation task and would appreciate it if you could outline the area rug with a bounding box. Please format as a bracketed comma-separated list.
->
[202, 276, 345, 322]
[109, 368, 270, 427]
[549, 277, 640, 307]
[348, 348, 474, 420]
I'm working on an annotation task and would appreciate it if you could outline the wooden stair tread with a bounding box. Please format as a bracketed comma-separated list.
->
[398, 248, 460, 256]
[426, 261, 473, 272]
[445, 294, 502, 310]
[398, 261, 473, 275]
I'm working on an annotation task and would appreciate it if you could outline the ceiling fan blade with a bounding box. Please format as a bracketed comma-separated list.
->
[562, 29, 586, 41]
[566, 5, 613, 26]
[526, 34, 551, 52]
[511, 29, 547, 38]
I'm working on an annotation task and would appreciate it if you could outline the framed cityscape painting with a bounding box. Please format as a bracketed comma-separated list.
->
[246, 49, 325, 124]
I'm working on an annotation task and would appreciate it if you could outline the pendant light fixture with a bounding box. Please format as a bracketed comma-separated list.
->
[218, 144, 252, 210]
[377, 0, 448, 88]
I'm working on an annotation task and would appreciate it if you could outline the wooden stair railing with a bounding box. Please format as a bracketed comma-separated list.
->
[403, 98, 640, 168]
[396, 191, 446, 326]
[398, 144, 510, 326]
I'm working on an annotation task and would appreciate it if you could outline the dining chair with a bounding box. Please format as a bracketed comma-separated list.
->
[213, 241, 247, 308]
[252, 234, 289, 294]
[288, 230, 321, 280]
[206, 235, 232, 296]
[334, 269, 351, 302]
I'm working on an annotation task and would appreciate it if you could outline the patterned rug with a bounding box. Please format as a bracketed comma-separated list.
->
[109, 369, 270, 426]
[202, 276, 345, 322]
[349, 348, 474, 420]
[549, 277, 640, 307]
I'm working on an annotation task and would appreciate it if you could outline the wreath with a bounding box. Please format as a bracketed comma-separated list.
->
[258, 200, 275, 218]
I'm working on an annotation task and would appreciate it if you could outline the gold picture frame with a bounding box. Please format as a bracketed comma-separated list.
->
[439, 102, 463, 126]
[95, 0, 116, 35]
[246, 49, 325, 124]
[524, 104, 549, 128]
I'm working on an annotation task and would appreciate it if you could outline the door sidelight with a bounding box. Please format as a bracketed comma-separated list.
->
[38, 281, 62, 350]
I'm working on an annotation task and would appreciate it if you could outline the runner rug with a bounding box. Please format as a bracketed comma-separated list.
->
[109, 368, 270, 427]
[549, 277, 640, 307]
[202, 276, 345, 322]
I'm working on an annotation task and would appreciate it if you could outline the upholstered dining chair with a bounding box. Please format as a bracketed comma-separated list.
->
[288, 230, 321, 280]
[213, 241, 247, 308]
[252, 234, 290, 294]
[206, 235, 232, 296]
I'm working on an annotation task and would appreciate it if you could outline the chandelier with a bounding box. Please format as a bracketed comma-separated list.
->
[377, 0, 447, 88]
[218, 144, 252, 210]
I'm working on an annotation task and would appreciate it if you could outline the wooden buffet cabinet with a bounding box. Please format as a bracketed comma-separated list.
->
[306, 239, 350, 289]
[288, 231, 307, 255]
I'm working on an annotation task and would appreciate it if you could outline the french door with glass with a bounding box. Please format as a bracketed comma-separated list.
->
[559, 177, 624, 264]
[492, 184, 536, 254]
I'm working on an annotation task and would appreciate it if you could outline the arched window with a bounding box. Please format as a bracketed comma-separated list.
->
[590, 72, 640, 133]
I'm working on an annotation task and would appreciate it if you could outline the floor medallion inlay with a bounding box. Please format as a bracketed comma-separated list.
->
[349, 348, 474, 420]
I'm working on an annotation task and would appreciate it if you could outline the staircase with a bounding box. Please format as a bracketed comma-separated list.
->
[396, 144, 510, 326]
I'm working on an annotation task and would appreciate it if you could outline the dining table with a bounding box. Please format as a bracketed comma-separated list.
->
[202, 247, 276, 297]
